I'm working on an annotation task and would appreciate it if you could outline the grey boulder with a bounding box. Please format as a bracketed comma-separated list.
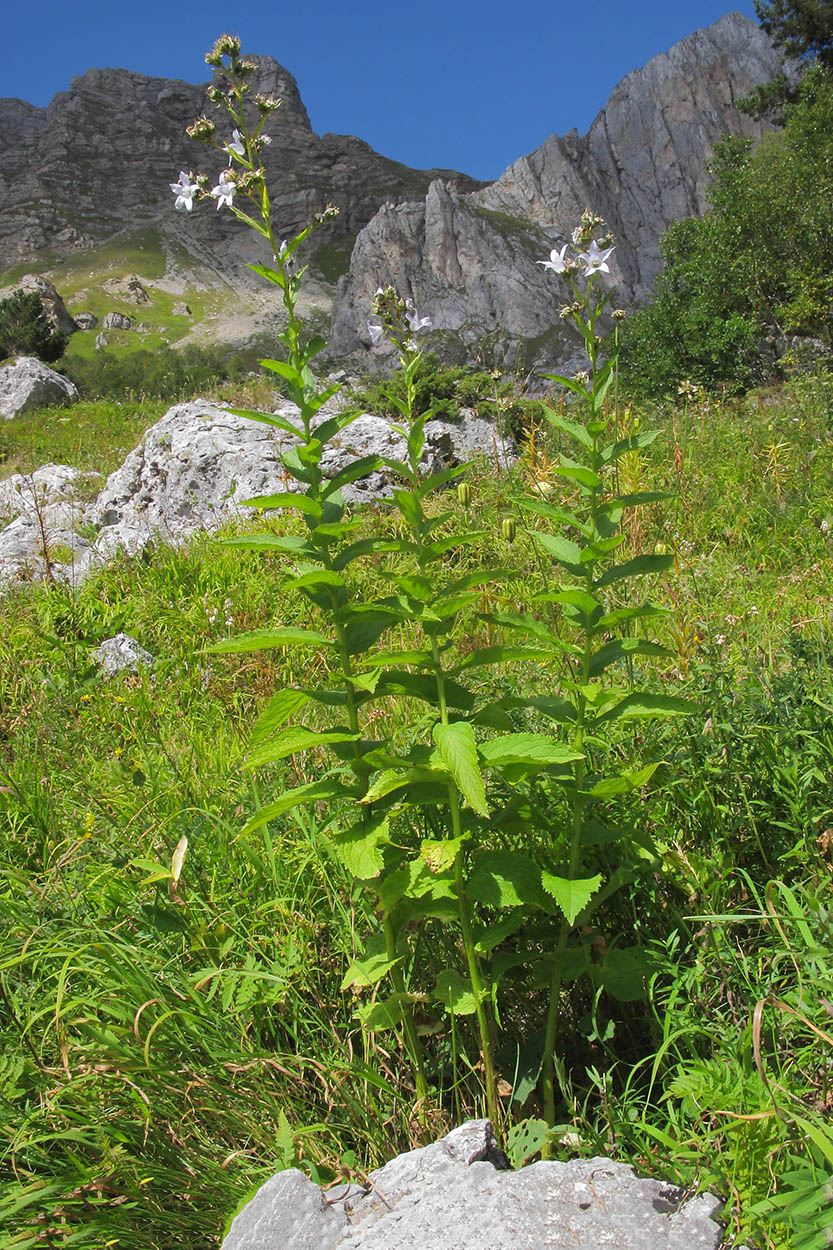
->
[0, 463, 99, 583]
[92, 633, 154, 677]
[0, 356, 79, 419]
[223, 1119, 734, 1250]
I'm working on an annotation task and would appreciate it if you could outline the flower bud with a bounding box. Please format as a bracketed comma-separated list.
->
[186, 116, 217, 142]
[213, 33, 241, 59]
[457, 482, 472, 508]
[653, 541, 670, 555]
[501, 518, 517, 543]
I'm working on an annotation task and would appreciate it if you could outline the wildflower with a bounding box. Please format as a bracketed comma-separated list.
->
[367, 320, 385, 346]
[537, 244, 569, 274]
[714, 633, 726, 645]
[186, 116, 216, 143]
[226, 129, 246, 163]
[578, 240, 614, 277]
[210, 170, 236, 209]
[170, 170, 199, 212]
[406, 307, 431, 334]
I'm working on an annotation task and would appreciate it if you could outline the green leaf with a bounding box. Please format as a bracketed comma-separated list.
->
[341, 932, 400, 989]
[240, 491, 322, 517]
[591, 946, 656, 1002]
[473, 910, 528, 954]
[207, 627, 333, 654]
[531, 531, 585, 574]
[541, 408, 593, 450]
[588, 761, 660, 798]
[331, 813, 391, 879]
[245, 728, 359, 769]
[599, 429, 660, 463]
[587, 638, 670, 678]
[241, 779, 348, 834]
[356, 994, 408, 1031]
[467, 851, 550, 909]
[594, 553, 675, 589]
[433, 969, 477, 1016]
[432, 721, 488, 816]
[322, 455, 383, 499]
[453, 644, 555, 673]
[250, 689, 312, 747]
[224, 407, 301, 438]
[361, 766, 448, 805]
[557, 459, 602, 492]
[285, 569, 346, 593]
[540, 872, 602, 925]
[597, 693, 699, 723]
[545, 588, 602, 618]
[420, 836, 466, 875]
[479, 734, 583, 768]
[222, 534, 318, 557]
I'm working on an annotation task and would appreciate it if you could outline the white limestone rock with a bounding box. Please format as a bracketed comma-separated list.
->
[222, 1120, 742, 1250]
[0, 357, 79, 420]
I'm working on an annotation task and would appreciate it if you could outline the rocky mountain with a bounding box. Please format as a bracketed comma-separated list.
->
[330, 12, 788, 369]
[0, 13, 787, 371]
[0, 57, 481, 289]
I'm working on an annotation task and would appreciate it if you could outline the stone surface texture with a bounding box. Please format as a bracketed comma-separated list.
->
[0, 56, 481, 287]
[0, 397, 513, 584]
[1, 274, 79, 336]
[0, 464, 101, 583]
[0, 356, 79, 419]
[330, 13, 788, 369]
[92, 633, 155, 677]
[222, 1120, 735, 1250]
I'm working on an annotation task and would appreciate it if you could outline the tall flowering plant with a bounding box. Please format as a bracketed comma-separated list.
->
[175, 42, 695, 1143]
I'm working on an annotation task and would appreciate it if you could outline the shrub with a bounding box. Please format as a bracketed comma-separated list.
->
[0, 289, 69, 363]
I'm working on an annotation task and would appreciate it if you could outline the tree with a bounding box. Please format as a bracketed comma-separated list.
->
[0, 290, 69, 364]
[755, 0, 833, 70]
[621, 65, 833, 397]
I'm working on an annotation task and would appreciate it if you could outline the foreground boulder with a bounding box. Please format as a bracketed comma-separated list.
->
[0, 397, 513, 585]
[0, 356, 79, 420]
[222, 1119, 734, 1250]
[0, 464, 101, 582]
[88, 396, 514, 564]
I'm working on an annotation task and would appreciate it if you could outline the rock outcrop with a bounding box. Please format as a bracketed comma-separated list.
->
[222, 1119, 736, 1250]
[331, 12, 789, 369]
[0, 58, 481, 287]
[7, 275, 79, 336]
[0, 356, 78, 419]
[0, 396, 513, 585]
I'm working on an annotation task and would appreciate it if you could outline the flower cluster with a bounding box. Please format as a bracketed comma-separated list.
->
[171, 34, 278, 221]
[367, 286, 432, 352]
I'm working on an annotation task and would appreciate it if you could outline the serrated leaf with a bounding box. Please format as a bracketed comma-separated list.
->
[597, 693, 698, 723]
[285, 569, 346, 593]
[532, 531, 584, 571]
[341, 932, 399, 989]
[361, 766, 447, 805]
[479, 733, 583, 768]
[473, 910, 528, 954]
[250, 690, 312, 747]
[330, 813, 391, 879]
[467, 851, 549, 909]
[433, 969, 478, 1015]
[206, 627, 333, 654]
[245, 728, 358, 769]
[432, 721, 488, 816]
[356, 994, 408, 1030]
[540, 872, 602, 925]
[420, 836, 466, 875]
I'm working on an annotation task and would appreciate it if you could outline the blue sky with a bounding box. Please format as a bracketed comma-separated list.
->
[7, 2, 763, 181]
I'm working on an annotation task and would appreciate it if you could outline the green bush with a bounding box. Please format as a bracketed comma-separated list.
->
[621, 64, 833, 398]
[61, 343, 253, 401]
[0, 289, 69, 363]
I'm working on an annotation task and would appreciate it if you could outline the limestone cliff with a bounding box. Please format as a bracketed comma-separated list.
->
[330, 13, 788, 369]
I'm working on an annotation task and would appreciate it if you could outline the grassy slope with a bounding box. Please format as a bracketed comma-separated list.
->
[1, 373, 832, 1249]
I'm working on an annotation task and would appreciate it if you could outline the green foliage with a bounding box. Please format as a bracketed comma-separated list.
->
[621, 65, 833, 397]
[755, 0, 833, 70]
[0, 289, 69, 363]
[353, 353, 535, 442]
[61, 343, 252, 401]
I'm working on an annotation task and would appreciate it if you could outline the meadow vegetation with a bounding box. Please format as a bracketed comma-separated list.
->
[2, 23, 833, 1250]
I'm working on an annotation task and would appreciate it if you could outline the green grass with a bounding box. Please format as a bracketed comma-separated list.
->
[1, 371, 832, 1248]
